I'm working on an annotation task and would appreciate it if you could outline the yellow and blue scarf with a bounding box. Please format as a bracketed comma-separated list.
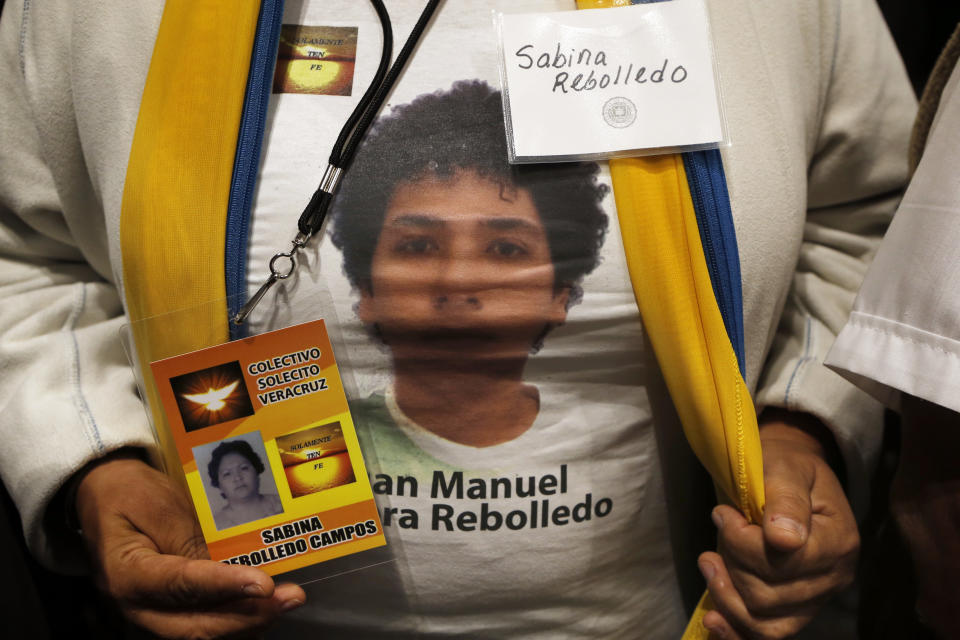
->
[121, 2, 764, 638]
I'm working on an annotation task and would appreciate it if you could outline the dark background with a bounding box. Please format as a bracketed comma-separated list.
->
[0, 0, 958, 637]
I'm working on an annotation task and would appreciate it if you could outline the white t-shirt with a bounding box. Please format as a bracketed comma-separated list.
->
[245, 1, 685, 637]
[826, 59, 960, 413]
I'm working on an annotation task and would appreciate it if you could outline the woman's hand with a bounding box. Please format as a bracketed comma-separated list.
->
[697, 412, 859, 639]
[76, 454, 306, 639]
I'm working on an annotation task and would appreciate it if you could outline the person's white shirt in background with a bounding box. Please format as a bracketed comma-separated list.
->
[826, 56, 960, 412]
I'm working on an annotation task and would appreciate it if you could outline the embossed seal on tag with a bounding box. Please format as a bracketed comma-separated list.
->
[603, 97, 637, 129]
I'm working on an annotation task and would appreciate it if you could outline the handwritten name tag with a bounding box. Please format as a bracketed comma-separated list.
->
[496, 0, 725, 162]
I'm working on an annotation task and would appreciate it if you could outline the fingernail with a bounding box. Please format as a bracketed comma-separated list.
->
[281, 598, 304, 612]
[242, 583, 265, 597]
[698, 559, 716, 581]
[711, 509, 723, 529]
[771, 515, 805, 540]
[702, 615, 725, 638]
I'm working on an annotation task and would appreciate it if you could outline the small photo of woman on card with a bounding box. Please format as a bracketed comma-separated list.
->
[194, 432, 283, 530]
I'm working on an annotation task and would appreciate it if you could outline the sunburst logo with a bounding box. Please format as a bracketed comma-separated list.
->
[170, 362, 255, 431]
[183, 380, 240, 412]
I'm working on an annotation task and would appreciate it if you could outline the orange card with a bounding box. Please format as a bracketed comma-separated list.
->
[150, 320, 384, 575]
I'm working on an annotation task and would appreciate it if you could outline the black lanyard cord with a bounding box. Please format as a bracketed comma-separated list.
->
[298, 0, 444, 237]
[335, 0, 444, 169]
[234, 0, 446, 325]
[329, 0, 394, 169]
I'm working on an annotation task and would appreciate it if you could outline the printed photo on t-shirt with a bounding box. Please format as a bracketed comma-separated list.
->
[329, 80, 610, 451]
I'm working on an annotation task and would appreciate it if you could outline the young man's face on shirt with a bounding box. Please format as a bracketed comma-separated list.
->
[358, 169, 569, 363]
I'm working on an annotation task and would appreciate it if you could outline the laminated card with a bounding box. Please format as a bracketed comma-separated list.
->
[150, 320, 385, 575]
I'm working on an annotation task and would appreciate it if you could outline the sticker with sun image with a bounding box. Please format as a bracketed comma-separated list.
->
[170, 361, 256, 431]
[276, 422, 356, 498]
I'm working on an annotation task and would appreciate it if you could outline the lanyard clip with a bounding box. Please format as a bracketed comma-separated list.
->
[231, 232, 310, 325]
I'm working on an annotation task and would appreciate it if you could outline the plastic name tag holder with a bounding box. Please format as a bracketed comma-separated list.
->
[120, 292, 398, 586]
[494, 0, 730, 163]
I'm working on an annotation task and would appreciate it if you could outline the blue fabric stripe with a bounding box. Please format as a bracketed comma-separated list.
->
[683, 149, 746, 377]
[621, 3, 745, 375]
[226, 0, 285, 340]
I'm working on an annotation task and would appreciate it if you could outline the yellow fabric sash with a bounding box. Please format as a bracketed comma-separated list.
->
[610, 155, 765, 638]
[121, 1, 766, 637]
[575, 4, 765, 639]
[120, 0, 261, 479]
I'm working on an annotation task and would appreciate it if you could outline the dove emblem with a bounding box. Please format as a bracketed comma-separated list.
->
[182, 380, 240, 412]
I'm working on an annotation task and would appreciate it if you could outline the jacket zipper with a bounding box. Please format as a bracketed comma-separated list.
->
[684, 149, 752, 518]
[226, 0, 286, 339]
[683, 150, 746, 376]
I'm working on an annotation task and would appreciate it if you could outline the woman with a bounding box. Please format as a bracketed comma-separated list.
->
[207, 440, 283, 530]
